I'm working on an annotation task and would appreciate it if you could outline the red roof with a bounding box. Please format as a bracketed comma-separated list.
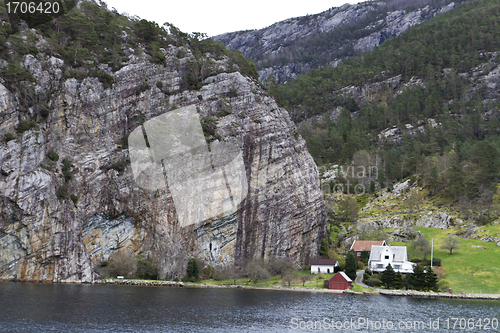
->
[328, 272, 352, 283]
[310, 259, 338, 266]
[350, 240, 386, 252]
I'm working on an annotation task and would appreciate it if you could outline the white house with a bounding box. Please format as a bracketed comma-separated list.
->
[368, 245, 416, 273]
[310, 259, 339, 274]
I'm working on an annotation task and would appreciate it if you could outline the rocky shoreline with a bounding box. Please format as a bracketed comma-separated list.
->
[99, 280, 500, 300]
[3, 279, 500, 300]
[377, 289, 500, 300]
[100, 279, 185, 288]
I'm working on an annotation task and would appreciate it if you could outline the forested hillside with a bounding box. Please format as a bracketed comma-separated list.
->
[216, 0, 462, 83]
[270, 0, 500, 209]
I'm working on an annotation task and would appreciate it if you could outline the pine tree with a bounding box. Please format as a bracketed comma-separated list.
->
[370, 180, 376, 194]
[408, 265, 426, 291]
[394, 272, 403, 290]
[381, 264, 396, 289]
[345, 250, 358, 280]
[424, 268, 438, 292]
[319, 239, 329, 257]
[428, 165, 439, 194]
[187, 258, 200, 280]
[360, 250, 370, 264]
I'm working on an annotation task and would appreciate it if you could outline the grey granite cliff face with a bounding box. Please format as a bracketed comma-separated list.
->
[215, 1, 460, 83]
[0, 33, 326, 282]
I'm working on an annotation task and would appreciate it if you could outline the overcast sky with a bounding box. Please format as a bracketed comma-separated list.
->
[102, 0, 363, 37]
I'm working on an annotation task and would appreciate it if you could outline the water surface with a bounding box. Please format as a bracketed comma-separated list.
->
[1, 282, 499, 332]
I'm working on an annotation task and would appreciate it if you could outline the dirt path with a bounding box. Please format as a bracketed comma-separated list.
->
[355, 270, 372, 288]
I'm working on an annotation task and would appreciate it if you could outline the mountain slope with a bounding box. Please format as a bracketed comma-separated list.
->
[0, 1, 325, 282]
[272, 0, 500, 213]
[215, 0, 462, 83]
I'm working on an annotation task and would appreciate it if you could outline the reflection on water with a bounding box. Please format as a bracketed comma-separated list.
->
[0, 282, 499, 332]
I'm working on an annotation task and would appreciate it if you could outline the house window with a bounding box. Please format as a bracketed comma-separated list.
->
[384, 255, 389, 259]
[377, 264, 383, 268]
[394, 265, 401, 269]
[327, 269, 330, 273]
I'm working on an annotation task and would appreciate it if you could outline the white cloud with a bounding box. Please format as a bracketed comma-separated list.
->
[102, 0, 362, 36]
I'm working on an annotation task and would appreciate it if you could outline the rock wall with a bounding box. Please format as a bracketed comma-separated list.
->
[0, 38, 326, 282]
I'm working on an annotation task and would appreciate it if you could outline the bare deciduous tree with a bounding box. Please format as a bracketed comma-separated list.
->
[411, 236, 431, 260]
[243, 261, 270, 284]
[266, 257, 297, 278]
[218, 264, 241, 284]
[283, 271, 299, 287]
[301, 274, 311, 286]
[440, 235, 460, 255]
[405, 192, 421, 220]
[337, 197, 359, 222]
[108, 248, 136, 278]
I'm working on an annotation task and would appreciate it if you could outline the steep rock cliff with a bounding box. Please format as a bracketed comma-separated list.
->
[0, 18, 325, 281]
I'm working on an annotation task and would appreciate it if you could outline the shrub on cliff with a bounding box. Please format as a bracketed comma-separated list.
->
[62, 158, 72, 181]
[4, 132, 14, 142]
[17, 120, 37, 134]
[48, 150, 59, 162]
[70, 194, 78, 205]
[57, 185, 69, 199]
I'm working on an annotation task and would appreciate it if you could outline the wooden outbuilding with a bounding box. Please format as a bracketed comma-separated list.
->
[324, 272, 352, 290]
[310, 259, 339, 274]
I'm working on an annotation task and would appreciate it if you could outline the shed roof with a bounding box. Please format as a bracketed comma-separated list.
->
[338, 271, 352, 282]
[350, 240, 386, 252]
[310, 259, 338, 266]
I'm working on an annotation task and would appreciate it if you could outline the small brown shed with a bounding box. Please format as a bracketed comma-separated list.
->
[324, 272, 352, 290]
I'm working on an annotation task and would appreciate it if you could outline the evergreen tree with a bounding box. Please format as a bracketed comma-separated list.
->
[408, 265, 426, 291]
[381, 264, 396, 289]
[319, 239, 329, 257]
[394, 272, 404, 290]
[424, 268, 439, 292]
[345, 250, 358, 280]
[187, 258, 200, 280]
[428, 166, 439, 194]
[360, 250, 370, 264]
[370, 180, 376, 194]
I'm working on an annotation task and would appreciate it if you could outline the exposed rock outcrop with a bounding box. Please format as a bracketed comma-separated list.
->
[215, 1, 461, 83]
[0, 31, 326, 282]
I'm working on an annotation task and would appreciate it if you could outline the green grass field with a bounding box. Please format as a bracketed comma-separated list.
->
[182, 270, 339, 289]
[411, 226, 500, 294]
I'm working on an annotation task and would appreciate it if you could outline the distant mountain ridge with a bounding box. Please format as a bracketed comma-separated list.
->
[215, 0, 462, 83]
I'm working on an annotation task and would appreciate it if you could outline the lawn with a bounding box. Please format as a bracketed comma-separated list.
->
[183, 271, 338, 289]
[415, 227, 500, 294]
[351, 283, 373, 293]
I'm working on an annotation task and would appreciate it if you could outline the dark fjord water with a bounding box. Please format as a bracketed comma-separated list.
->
[1, 282, 499, 332]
